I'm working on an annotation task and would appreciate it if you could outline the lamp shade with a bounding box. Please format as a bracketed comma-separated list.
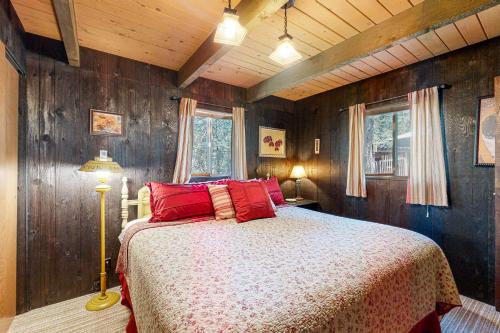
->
[214, 12, 247, 46]
[79, 157, 123, 174]
[269, 36, 302, 66]
[290, 165, 306, 179]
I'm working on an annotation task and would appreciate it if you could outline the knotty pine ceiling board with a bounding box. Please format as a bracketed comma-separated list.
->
[477, 5, 500, 38]
[274, 5, 500, 101]
[378, 0, 413, 15]
[203, 0, 422, 94]
[454, 14, 487, 45]
[11, 1, 500, 101]
[11, 0, 61, 40]
[386, 44, 419, 66]
[417, 30, 450, 56]
[360, 55, 393, 73]
[346, 0, 393, 24]
[434, 24, 468, 51]
[350, 60, 382, 77]
[11, 0, 241, 71]
[400, 38, 433, 61]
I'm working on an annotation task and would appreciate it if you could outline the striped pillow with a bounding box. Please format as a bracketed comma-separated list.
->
[208, 185, 236, 220]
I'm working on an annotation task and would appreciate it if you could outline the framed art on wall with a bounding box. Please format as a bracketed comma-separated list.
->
[259, 126, 286, 158]
[90, 109, 124, 136]
[474, 95, 496, 166]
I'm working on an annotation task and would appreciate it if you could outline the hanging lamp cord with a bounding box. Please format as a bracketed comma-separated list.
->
[284, 5, 288, 35]
[228, 0, 232, 9]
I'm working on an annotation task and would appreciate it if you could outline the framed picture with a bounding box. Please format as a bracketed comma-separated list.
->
[259, 126, 286, 158]
[90, 109, 124, 136]
[474, 95, 496, 166]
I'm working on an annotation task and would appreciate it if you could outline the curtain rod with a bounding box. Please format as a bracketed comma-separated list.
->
[338, 84, 451, 113]
[170, 96, 234, 111]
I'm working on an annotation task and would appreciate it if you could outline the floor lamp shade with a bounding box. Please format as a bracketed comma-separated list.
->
[79, 155, 123, 311]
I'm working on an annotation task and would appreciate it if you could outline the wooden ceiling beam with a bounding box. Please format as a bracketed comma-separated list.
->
[177, 0, 288, 89]
[247, 0, 498, 102]
[52, 0, 80, 67]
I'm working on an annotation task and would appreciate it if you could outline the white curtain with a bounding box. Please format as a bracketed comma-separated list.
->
[346, 103, 367, 198]
[172, 98, 197, 184]
[406, 87, 448, 206]
[231, 106, 248, 180]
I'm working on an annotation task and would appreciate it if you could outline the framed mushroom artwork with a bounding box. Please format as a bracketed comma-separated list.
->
[474, 95, 496, 166]
[259, 126, 286, 158]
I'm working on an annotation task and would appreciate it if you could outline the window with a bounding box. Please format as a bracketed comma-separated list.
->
[364, 109, 410, 176]
[192, 109, 232, 177]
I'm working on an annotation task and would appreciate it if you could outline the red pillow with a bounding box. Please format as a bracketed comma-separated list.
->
[261, 177, 286, 205]
[227, 180, 276, 222]
[146, 179, 229, 214]
[147, 182, 214, 222]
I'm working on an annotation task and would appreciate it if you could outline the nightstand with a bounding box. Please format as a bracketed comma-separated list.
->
[285, 199, 320, 211]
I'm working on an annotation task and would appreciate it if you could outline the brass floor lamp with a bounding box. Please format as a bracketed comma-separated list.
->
[79, 152, 123, 311]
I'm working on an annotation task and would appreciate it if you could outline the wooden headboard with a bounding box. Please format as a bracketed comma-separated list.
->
[121, 177, 151, 229]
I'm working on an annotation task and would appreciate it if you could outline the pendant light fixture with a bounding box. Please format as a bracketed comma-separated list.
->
[214, 0, 247, 46]
[269, 2, 302, 66]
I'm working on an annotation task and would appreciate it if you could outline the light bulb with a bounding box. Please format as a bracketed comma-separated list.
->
[221, 16, 237, 39]
[96, 170, 111, 183]
[278, 41, 293, 58]
[269, 36, 302, 66]
[214, 12, 247, 46]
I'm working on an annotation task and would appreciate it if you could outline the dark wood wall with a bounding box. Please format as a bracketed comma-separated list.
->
[0, 0, 25, 72]
[1, 0, 27, 315]
[495, 76, 500, 310]
[19, 35, 295, 312]
[246, 96, 296, 197]
[295, 37, 500, 305]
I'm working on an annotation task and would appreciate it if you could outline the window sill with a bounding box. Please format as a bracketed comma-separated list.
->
[190, 175, 231, 183]
[365, 175, 408, 181]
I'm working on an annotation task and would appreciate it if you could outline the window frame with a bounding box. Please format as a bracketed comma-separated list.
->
[364, 98, 409, 179]
[191, 108, 233, 178]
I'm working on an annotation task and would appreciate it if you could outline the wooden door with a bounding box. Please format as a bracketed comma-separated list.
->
[496, 76, 500, 311]
[0, 41, 19, 331]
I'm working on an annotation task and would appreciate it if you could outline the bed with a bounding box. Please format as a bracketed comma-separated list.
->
[117, 177, 461, 333]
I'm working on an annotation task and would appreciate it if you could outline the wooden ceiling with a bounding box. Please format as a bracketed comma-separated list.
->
[203, 1, 500, 100]
[11, 0, 500, 101]
[270, 4, 500, 100]
[12, 0, 241, 70]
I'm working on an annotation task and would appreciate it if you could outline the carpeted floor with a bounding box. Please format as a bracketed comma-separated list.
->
[8, 288, 129, 333]
[8, 289, 500, 332]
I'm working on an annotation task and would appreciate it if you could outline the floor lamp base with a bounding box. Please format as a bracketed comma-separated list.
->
[85, 291, 120, 311]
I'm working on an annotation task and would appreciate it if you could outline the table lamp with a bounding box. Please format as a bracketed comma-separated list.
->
[79, 150, 123, 311]
[290, 165, 307, 201]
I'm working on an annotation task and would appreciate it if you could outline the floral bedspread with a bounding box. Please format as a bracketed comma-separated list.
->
[118, 206, 460, 333]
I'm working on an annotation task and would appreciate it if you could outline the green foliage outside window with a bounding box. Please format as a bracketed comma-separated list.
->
[365, 110, 410, 176]
[192, 116, 232, 176]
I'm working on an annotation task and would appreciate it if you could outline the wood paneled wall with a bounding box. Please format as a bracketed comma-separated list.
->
[295, 38, 500, 305]
[495, 75, 500, 310]
[0, 0, 25, 73]
[19, 34, 295, 312]
[0, 40, 19, 333]
[246, 96, 296, 197]
[0, 0, 26, 317]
